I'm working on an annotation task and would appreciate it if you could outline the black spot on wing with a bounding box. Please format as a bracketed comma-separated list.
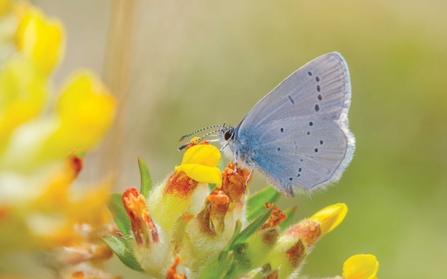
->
[288, 95, 295, 104]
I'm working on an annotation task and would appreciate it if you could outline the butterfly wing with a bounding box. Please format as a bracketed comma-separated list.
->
[235, 52, 354, 196]
[238, 52, 351, 132]
[242, 117, 354, 196]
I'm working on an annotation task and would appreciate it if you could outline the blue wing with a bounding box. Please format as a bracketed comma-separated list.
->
[235, 52, 354, 196]
[238, 52, 351, 132]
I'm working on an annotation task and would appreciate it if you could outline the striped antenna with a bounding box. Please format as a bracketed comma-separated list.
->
[177, 128, 221, 151]
[177, 123, 226, 151]
[198, 128, 219, 141]
[179, 124, 221, 141]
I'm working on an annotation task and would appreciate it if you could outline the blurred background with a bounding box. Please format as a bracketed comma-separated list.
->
[14, 0, 447, 278]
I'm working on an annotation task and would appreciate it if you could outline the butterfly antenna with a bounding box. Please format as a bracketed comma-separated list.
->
[179, 124, 221, 141]
[177, 127, 222, 151]
[198, 128, 219, 141]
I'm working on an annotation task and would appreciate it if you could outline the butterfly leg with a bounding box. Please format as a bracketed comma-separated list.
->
[233, 150, 239, 173]
[246, 164, 255, 183]
[243, 164, 256, 194]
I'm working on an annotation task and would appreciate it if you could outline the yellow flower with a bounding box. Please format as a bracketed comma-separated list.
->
[15, 5, 64, 73]
[0, 2, 119, 278]
[0, 0, 11, 16]
[342, 254, 379, 279]
[32, 155, 111, 247]
[0, 56, 47, 152]
[38, 71, 116, 162]
[310, 203, 348, 236]
[148, 144, 222, 234]
[176, 144, 222, 186]
[0, 5, 63, 152]
[0, 155, 111, 251]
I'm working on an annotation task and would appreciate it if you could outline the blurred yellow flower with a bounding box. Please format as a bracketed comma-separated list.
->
[38, 71, 116, 162]
[0, 1, 115, 171]
[0, 56, 47, 152]
[15, 4, 64, 73]
[343, 254, 379, 279]
[0, 0, 11, 17]
[0, 1, 117, 277]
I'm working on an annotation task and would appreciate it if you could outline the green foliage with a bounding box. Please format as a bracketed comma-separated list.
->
[198, 250, 234, 279]
[104, 192, 144, 272]
[199, 208, 274, 279]
[138, 157, 153, 198]
[102, 234, 144, 272]
[246, 186, 280, 222]
[107, 193, 131, 236]
[230, 207, 273, 248]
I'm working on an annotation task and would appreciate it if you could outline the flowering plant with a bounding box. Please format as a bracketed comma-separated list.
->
[0, 2, 379, 278]
[105, 144, 379, 279]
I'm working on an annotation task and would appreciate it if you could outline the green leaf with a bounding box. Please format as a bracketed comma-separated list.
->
[219, 211, 272, 279]
[102, 234, 144, 272]
[107, 193, 131, 236]
[199, 250, 234, 279]
[138, 157, 153, 198]
[222, 220, 243, 254]
[232, 207, 273, 247]
[279, 206, 297, 231]
[246, 186, 280, 222]
[211, 211, 272, 279]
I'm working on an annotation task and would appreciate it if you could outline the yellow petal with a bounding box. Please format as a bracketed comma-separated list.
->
[177, 164, 222, 186]
[15, 6, 64, 73]
[181, 145, 221, 167]
[0, 56, 47, 152]
[342, 254, 379, 279]
[38, 71, 116, 161]
[310, 203, 347, 236]
[0, 0, 11, 16]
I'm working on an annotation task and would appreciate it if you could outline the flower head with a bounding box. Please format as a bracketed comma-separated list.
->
[176, 144, 222, 186]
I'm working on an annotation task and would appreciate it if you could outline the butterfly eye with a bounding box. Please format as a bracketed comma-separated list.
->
[224, 130, 233, 140]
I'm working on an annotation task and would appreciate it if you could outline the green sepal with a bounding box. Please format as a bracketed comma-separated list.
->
[102, 234, 144, 272]
[221, 209, 273, 279]
[221, 220, 243, 254]
[172, 214, 190, 249]
[279, 206, 297, 231]
[138, 157, 153, 198]
[231, 207, 273, 248]
[198, 250, 234, 279]
[246, 186, 280, 222]
[107, 192, 131, 236]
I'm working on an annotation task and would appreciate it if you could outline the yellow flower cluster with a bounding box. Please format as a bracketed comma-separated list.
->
[0, 1, 116, 277]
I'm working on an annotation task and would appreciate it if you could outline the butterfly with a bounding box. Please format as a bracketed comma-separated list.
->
[180, 52, 355, 197]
